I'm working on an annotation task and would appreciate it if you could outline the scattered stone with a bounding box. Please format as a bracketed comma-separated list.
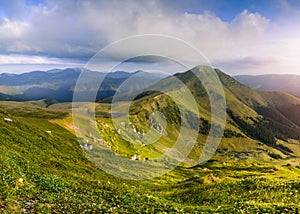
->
[80, 143, 93, 150]
[4, 118, 13, 122]
[131, 154, 137, 160]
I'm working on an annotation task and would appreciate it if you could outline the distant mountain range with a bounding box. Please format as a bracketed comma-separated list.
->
[234, 74, 300, 98]
[0, 68, 165, 102]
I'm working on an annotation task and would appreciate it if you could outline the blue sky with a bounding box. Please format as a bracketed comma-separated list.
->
[164, 0, 279, 21]
[0, 0, 300, 74]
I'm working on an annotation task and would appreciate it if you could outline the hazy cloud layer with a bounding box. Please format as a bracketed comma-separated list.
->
[0, 0, 299, 74]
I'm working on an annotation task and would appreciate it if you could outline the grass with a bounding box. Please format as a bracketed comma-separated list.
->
[1, 94, 300, 213]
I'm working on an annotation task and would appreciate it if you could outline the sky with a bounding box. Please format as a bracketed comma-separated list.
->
[0, 0, 300, 75]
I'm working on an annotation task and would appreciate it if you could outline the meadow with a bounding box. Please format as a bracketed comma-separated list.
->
[1, 100, 300, 213]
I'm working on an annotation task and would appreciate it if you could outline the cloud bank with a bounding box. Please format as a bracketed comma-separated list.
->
[0, 0, 299, 74]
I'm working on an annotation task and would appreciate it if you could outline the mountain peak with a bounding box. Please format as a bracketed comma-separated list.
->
[0, 73, 16, 77]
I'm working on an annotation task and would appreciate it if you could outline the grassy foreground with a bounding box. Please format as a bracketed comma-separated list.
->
[0, 103, 300, 213]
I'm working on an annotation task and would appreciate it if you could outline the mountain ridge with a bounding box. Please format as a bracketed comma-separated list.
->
[234, 74, 300, 98]
[116, 66, 300, 162]
[0, 68, 165, 102]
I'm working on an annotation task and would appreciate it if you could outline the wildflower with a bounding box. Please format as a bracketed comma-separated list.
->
[16, 178, 25, 187]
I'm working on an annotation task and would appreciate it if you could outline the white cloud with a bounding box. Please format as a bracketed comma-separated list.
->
[0, 0, 299, 74]
[0, 54, 85, 73]
[0, 54, 67, 64]
[0, 18, 28, 39]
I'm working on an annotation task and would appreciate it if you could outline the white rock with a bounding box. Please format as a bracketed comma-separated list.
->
[4, 118, 13, 122]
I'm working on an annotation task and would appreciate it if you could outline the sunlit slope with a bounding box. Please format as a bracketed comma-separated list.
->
[1, 105, 299, 213]
[102, 66, 300, 163]
[0, 108, 190, 213]
[2, 65, 300, 165]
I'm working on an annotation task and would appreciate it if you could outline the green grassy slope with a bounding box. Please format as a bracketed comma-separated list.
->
[66, 66, 300, 168]
[112, 66, 300, 163]
[1, 107, 300, 213]
[1, 65, 300, 212]
[0, 108, 191, 213]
